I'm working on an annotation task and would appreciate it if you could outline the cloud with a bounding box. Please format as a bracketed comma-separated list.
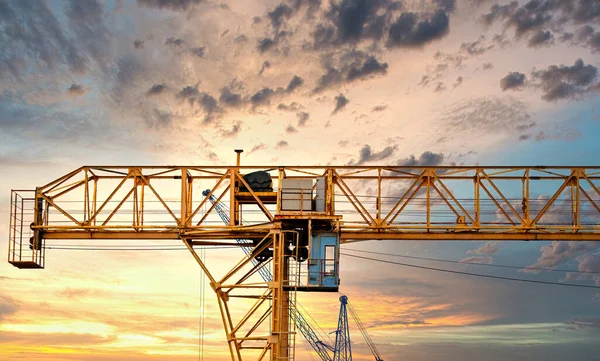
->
[460, 256, 493, 264]
[198, 93, 218, 123]
[134, 39, 144, 49]
[332, 93, 349, 114]
[286, 75, 304, 92]
[372, 105, 387, 112]
[388, 10, 450, 48]
[64, 0, 110, 70]
[0, 294, 19, 321]
[442, 97, 532, 134]
[453, 76, 463, 88]
[165, 37, 185, 46]
[276, 140, 288, 148]
[267, 3, 293, 31]
[258, 37, 276, 52]
[500, 72, 526, 91]
[259, 61, 271, 75]
[177, 84, 200, 104]
[249, 143, 266, 154]
[0, 1, 88, 79]
[221, 121, 241, 138]
[145, 108, 173, 128]
[347, 56, 388, 81]
[147, 83, 167, 96]
[310, 0, 402, 48]
[468, 241, 499, 255]
[67, 84, 87, 97]
[219, 87, 243, 108]
[278, 102, 302, 111]
[528, 29, 553, 47]
[137, 0, 203, 11]
[434, 0, 456, 12]
[530, 59, 599, 101]
[483, 0, 600, 49]
[190, 46, 205, 57]
[296, 111, 309, 126]
[460, 36, 494, 55]
[523, 241, 600, 272]
[348, 144, 397, 165]
[314, 51, 388, 92]
[564, 253, 600, 286]
[396, 151, 444, 166]
[250, 87, 276, 107]
[482, 62, 494, 70]
[286, 125, 298, 133]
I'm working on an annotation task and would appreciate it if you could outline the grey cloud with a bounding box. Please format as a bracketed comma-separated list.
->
[276, 140, 289, 148]
[388, 10, 450, 48]
[434, 0, 456, 12]
[296, 111, 309, 126]
[0, 1, 87, 79]
[64, 0, 110, 70]
[306, 0, 399, 50]
[346, 56, 388, 81]
[199, 93, 218, 123]
[314, 51, 388, 92]
[483, 0, 600, 47]
[134, 39, 144, 49]
[482, 62, 494, 70]
[114, 56, 143, 97]
[147, 83, 167, 96]
[234, 34, 248, 43]
[286, 125, 298, 133]
[396, 151, 444, 167]
[372, 105, 387, 112]
[165, 37, 185, 46]
[453, 76, 463, 88]
[221, 121, 241, 138]
[460, 36, 494, 55]
[177, 85, 200, 101]
[528, 29, 553, 47]
[219, 87, 243, 108]
[524, 241, 600, 272]
[137, 0, 203, 11]
[258, 37, 276, 53]
[278, 102, 302, 111]
[468, 241, 499, 255]
[575, 25, 595, 42]
[434, 82, 446, 92]
[349, 144, 396, 165]
[190, 46, 205, 57]
[564, 254, 600, 286]
[531, 58, 599, 101]
[286, 75, 304, 92]
[250, 87, 275, 107]
[268, 3, 293, 31]
[67, 84, 87, 97]
[500, 72, 526, 91]
[332, 93, 349, 114]
[259, 61, 271, 75]
[145, 108, 173, 128]
[442, 96, 532, 134]
[0, 295, 19, 321]
[460, 256, 493, 264]
[249, 143, 267, 154]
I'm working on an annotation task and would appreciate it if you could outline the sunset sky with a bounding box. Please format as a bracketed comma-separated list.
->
[1, 0, 600, 360]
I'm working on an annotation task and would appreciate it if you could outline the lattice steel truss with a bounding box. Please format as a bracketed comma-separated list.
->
[8, 164, 600, 361]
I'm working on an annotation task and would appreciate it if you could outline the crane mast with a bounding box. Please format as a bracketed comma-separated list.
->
[7, 160, 600, 361]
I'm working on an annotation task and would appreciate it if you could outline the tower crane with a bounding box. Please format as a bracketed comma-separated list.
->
[7, 150, 600, 361]
[203, 189, 383, 360]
